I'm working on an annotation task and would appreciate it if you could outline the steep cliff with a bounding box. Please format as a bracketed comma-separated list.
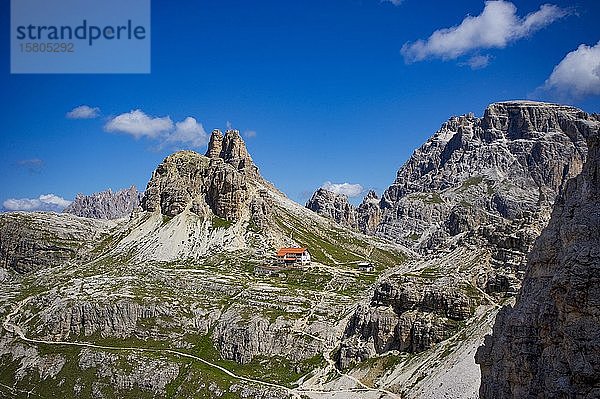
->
[376, 101, 590, 251]
[303, 101, 590, 251]
[305, 188, 382, 235]
[333, 102, 598, 395]
[0, 212, 116, 274]
[337, 274, 476, 369]
[357, 190, 381, 235]
[476, 116, 600, 397]
[141, 129, 256, 221]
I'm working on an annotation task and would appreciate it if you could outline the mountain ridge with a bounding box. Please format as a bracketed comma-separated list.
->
[0, 100, 598, 398]
[63, 185, 142, 220]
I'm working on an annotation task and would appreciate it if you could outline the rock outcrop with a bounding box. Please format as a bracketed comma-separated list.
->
[376, 101, 590, 251]
[0, 212, 115, 274]
[205, 128, 224, 158]
[476, 117, 600, 398]
[141, 129, 256, 221]
[63, 186, 141, 219]
[213, 307, 324, 365]
[357, 190, 381, 234]
[337, 274, 477, 369]
[305, 188, 383, 234]
[305, 188, 358, 228]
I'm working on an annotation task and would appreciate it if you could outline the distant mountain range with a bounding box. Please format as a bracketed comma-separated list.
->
[63, 186, 142, 219]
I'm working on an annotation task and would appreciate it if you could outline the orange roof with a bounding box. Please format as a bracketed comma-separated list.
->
[276, 247, 308, 256]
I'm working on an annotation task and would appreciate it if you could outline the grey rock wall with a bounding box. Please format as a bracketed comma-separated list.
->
[476, 116, 600, 398]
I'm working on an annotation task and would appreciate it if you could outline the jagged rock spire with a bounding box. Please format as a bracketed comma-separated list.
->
[63, 185, 141, 219]
[142, 128, 260, 219]
[357, 190, 381, 234]
[220, 129, 253, 168]
[205, 128, 253, 170]
[205, 129, 223, 158]
[306, 188, 358, 229]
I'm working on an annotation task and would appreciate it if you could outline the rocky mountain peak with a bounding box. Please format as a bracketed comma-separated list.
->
[63, 185, 141, 219]
[305, 188, 384, 235]
[305, 188, 357, 228]
[361, 190, 379, 203]
[141, 149, 247, 220]
[476, 116, 600, 398]
[357, 190, 381, 234]
[481, 100, 587, 140]
[205, 129, 223, 158]
[377, 101, 593, 246]
[206, 128, 254, 170]
[141, 129, 262, 219]
[303, 101, 593, 252]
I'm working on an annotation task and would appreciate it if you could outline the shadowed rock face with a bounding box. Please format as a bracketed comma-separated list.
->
[205, 128, 223, 158]
[63, 186, 142, 220]
[476, 118, 600, 398]
[141, 129, 257, 220]
[356, 190, 381, 235]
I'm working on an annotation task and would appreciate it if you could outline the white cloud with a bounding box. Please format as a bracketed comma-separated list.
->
[382, 0, 403, 5]
[3, 194, 71, 212]
[322, 181, 364, 198]
[461, 54, 491, 69]
[105, 110, 215, 149]
[243, 130, 257, 138]
[541, 41, 600, 99]
[66, 105, 100, 119]
[105, 110, 174, 139]
[401, 1, 568, 64]
[166, 117, 209, 148]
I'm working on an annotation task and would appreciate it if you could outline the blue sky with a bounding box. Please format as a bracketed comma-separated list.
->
[1, 0, 599, 211]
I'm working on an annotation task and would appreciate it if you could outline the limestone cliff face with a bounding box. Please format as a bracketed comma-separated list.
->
[305, 188, 358, 229]
[305, 188, 382, 234]
[205, 128, 223, 158]
[357, 190, 381, 235]
[308, 101, 592, 256]
[376, 101, 590, 250]
[0, 212, 114, 274]
[337, 274, 476, 369]
[218, 129, 255, 171]
[476, 119, 600, 398]
[334, 102, 598, 376]
[141, 129, 256, 221]
[63, 186, 141, 220]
